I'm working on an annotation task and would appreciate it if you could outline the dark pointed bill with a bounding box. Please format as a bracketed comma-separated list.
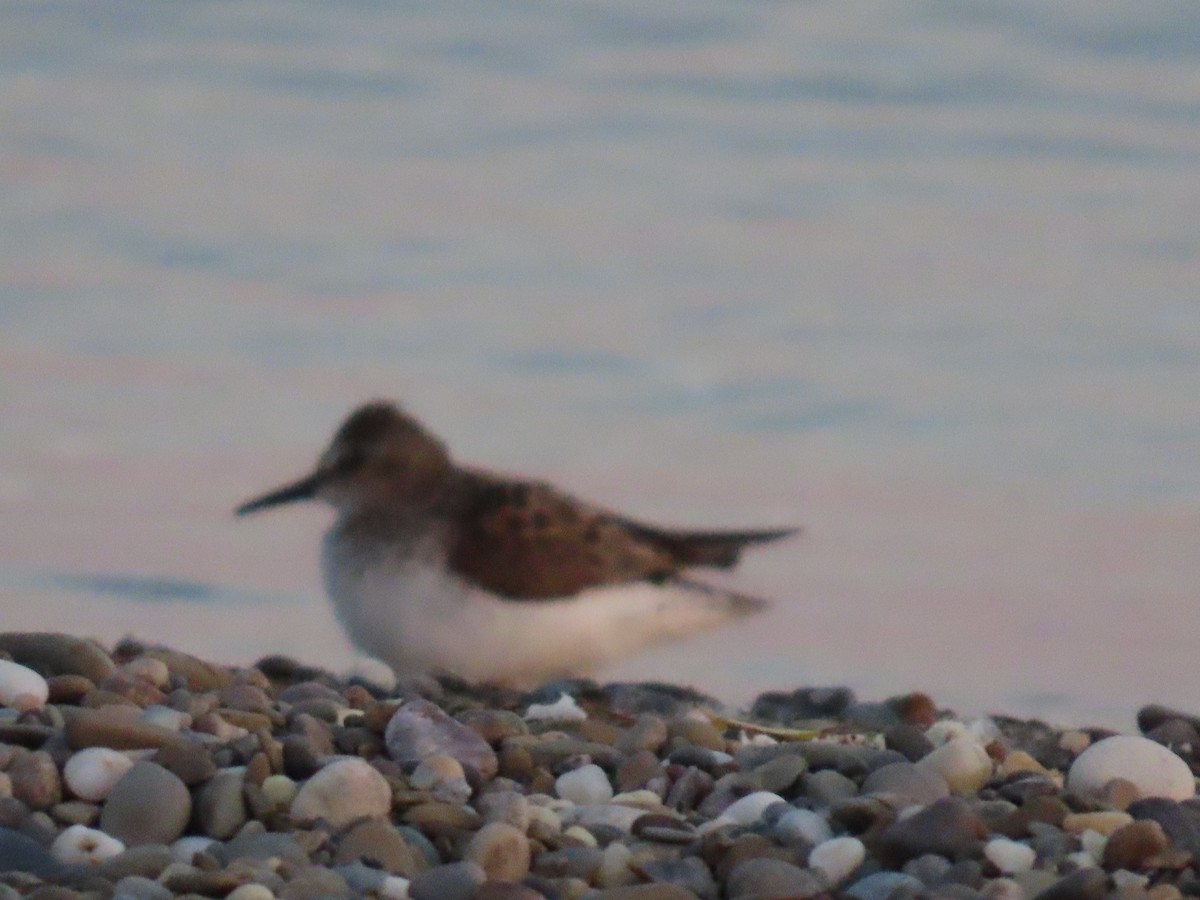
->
[236, 471, 324, 515]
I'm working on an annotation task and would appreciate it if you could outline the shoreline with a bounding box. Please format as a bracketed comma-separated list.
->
[0, 632, 1197, 899]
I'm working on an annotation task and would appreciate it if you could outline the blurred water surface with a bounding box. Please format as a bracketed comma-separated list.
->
[2, 0, 1198, 727]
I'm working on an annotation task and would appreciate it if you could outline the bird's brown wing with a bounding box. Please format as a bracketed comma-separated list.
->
[445, 471, 796, 600]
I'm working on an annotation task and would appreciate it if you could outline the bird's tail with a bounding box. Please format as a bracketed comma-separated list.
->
[643, 526, 799, 569]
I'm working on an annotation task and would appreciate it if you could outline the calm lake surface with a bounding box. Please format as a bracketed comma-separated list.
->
[2, 1, 1198, 728]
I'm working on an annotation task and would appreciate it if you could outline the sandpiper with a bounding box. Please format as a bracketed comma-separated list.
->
[237, 401, 797, 683]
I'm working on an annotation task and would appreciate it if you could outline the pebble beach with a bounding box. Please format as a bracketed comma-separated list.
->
[0, 632, 1198, 900]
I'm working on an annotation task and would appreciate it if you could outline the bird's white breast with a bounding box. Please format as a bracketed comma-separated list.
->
[320, 526, 756, 684]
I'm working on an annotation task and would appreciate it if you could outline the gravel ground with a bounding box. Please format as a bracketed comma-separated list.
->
[0, 631, 1198, 900]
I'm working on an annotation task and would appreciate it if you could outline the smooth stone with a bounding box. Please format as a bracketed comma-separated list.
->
[141, 647, 233, 691]
[634, 857, 718, 899]
[846, 872, 925, 900]
[918, 737, 993, 793]
[559, 802, 643, 833]
[336, 818, 428, 877]
[1031, 867, 1109, 900]
[150, 740, 217, 786]
[409, 754, 466, 790]
[1103, 820, 1172, 870]
[290, 757, 391, 827]
[408, 860, 486, 900]
[63, 747, 136, 801]
[64, 707, 188, 751]
[886, 724, 936, 762]
[169, 836, 216, 865]
[277, 865, 351, 900]
[982, 878, 1028, 900]
[477, 790, 531, 831]
[726, 857, 826, 900]
[862, 761, 951, 806]
[753, 754, 809, 795]
[464, 821, 531, 882]
[802, 768, 859, 805]
[386, 699, 498, 779]
[774, 808, 834, 846]
[809, 835, 867, 884]
[0, 633, 115, 681]
[616, 716, 668, 754]
[532, 846, 604, 880]
[1067, 736, 1195, 802]
[590, 887, 699, 900]
[556, 764, 614, 805]
[0, 660, 49, 710]
[709, 790, 788, 828]
[261, 774, 299, 809]
[196, 767, 248, 839]
[475, 885, 544, 900]
[96, 843, 174, 880]
[1062, 811, 1133, 836]
[52, 799, 100, 826]
[985, 837, 1038, 874]
[51, 823, 125, 864]
[100, 761, 191, 845]
[10, 750, 61, 809]
[0, 826, 66, 877]
[212, 831, 309, 865]
[1126, 797, 1200, 859]
[227, 886, 276, 900]
[878, 796, 988, 864]
[112, 875, 173, 900]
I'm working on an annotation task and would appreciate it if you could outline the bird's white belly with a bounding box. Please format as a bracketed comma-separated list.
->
[321, 535, 754, 684]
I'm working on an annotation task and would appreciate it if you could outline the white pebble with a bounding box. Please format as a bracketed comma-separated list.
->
[171, 835, 216, 863]
[918, 736, 993, 793]
[63, 747, 136, 801]
[378, 876, 410, 900]
[1112, 870, 1150, 890]
[525, 693, 587, 722]
[291, 757, 392, 826]
[809, 836, 866, 884]
[1067, 735, 1195, 801]
[226, 885, 276, 900]
[0, 659, 49, 710]
[0, 771, 12, 799]
[51, 824, 125, 865]
[711, 791, 787, 828]
[1066, 850, 1099, 870]
[926, 720, 970, 745]
[261, 774, 298, 809]
[140, 705, 190, 731]
[776, 808, 833, 845]
[120, 657, 170, 687]
[563, 824, 598, 846]
[1079, 829, 1107, 863]
[555, 764, 613, 805]
[984, 837, 1037, 874]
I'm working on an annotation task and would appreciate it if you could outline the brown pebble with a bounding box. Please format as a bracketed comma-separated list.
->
[63, 706, 189, 751]
[151, 741, 218, 786]
[617, 750, 665, 793]
[0, 633, 115, 681]
[336, 818, 430, 877]
[1101, 777, 1142, 812]
[887, 692, 938, 727]
[666, 718, 725, 752]
[142, 647, 234, 691]
[1103, 820, 1172, 870]
[10, 750, 62, 809]
[497, 743, 534, 781]
[45, 674, 95, 704]
[81, 689, 139, 709]
[578, 718, 621, 746]
[244, 752, 271, 787]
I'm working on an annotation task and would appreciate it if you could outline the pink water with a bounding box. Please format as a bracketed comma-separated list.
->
[2, 0, 1198, 728]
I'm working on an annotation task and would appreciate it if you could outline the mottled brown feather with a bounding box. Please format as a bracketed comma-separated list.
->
[446, 470, 795, 600]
